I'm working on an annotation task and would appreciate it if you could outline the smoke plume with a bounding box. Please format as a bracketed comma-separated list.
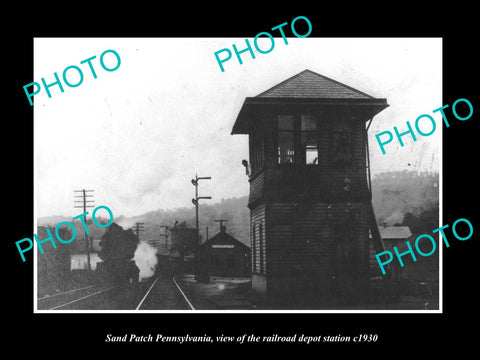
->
[133, 241, 158, 280]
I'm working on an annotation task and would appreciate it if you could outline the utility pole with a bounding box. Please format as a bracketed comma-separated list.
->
[191, 174, 212, 247]
[214, 219, 228, 231]
[159, 225, 169, 252]
[132, 222, 145, 240]
[74, 189, 95, 271]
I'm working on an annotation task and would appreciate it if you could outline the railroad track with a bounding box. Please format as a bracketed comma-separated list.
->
[135, 275, 194, 310]
[37, 283, 120, 310]
[37, 275, 194, 311]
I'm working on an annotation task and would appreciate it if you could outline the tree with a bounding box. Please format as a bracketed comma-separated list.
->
[398, 204, 439, 234]
[98, 223, 140, 283]
[99, 223, 138, 262]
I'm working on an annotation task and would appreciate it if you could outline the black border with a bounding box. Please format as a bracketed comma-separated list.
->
[6, 7, 478, 353]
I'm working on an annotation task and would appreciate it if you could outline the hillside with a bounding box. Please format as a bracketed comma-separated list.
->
[38, 171, 439, 250]
[114, 196, 251, 246]
[37, 217, 110, 253]
[371, 170, 439, 225]
[39, 196, 251, 248]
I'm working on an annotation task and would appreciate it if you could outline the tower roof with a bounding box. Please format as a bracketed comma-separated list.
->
[231, 69, 388, 134]
[256, 69, 374, 100]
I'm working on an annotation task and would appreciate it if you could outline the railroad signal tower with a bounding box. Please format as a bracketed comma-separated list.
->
[231, 69, 389, 303]
[191, 174, 211, 247]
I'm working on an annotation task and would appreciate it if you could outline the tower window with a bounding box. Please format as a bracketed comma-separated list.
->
[333, 117, 352, 164]
[301, 115, 318, 165]
[277, 114, 319, 165]
[278, 115, 295, 164]
[251, 134, 264, 174]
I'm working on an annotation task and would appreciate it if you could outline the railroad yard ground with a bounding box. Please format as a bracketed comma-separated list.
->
[177, 274, 439, 311]
[178, 275, 255, 310]
[36, 268, 439, 311]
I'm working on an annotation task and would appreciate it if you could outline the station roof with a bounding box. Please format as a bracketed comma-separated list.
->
[232, 69, 388, 134]
[200, 229, 250, 251]
[379, 226, 412, 240]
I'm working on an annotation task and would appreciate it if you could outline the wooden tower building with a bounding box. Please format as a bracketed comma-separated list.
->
[231, 69, 389, 304]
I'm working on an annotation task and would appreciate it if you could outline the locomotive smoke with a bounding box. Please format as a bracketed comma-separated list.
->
[134, 241, 158, 280]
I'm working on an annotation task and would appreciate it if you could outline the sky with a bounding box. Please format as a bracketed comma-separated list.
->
[34, 37, 442, 218]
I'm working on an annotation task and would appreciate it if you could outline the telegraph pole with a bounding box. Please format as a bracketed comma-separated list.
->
[74, 189, 95, 271]
[214, 219, 228, 231]
[159, 225, 169, 252]
[132, 222, 145, 240]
